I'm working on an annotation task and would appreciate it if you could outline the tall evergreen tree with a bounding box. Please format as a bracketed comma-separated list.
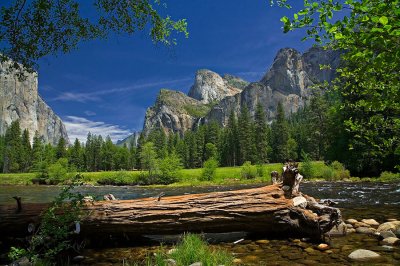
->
[20, 129, 32, 172]
[55, 137, 67, 159]
[271, 102, 289, 162]
[3, 120, 22, 172]
[254, 103, 270, 163]
[238, 105, 255, 164]
[101, 136, 115, 170]
[68, 138, 84, 171]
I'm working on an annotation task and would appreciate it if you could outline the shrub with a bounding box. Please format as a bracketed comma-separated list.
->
[47, 158, 69, 184]
[158, 152, 182, 184]
[153, 233, 233, 266]
[256, 164, 264, 177]
[201, 157, 218, 181]
[241, 161, 257, 179]
[300, 151, 314, 178]
[321, 166, 336, 181]
[379, 171, 400, 181]
[20, 177, 85, 264]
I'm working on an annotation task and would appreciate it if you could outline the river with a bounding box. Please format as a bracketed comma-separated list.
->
[1, 182, 399, 265]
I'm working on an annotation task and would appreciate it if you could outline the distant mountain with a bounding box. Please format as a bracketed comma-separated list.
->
[0, 61, 69, 144]
[128, 46, 341, 139]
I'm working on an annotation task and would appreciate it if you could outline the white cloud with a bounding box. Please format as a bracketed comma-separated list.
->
[52, 77, 192, 103]
[64, 116, 132, 143]
[84, 110, 96, 116]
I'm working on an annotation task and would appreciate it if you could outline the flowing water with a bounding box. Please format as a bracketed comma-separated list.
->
[1, 182, 399, 265]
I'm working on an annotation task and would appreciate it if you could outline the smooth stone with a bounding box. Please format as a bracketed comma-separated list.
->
[387, 219, 398, 222]
[346, 218, 358, 225]
[380, 237, 400, 246]
[373, 245, 394, 252]
[348, 249, 380, 261]
[354, 222, 370, 228]
[304, 247, 316, 254]
[356, 226, 375, 234]
[317, 243, 329, 251]
[242, 255, 258, 262]
[165, 259, 177, 266]
[377, 221, 400, 233]
[324, 250, 333, 254]
[379, 231, 397, 239]
[255, 239, 270, 244]
[233, 258, 242, 264]
[345, 223, 354, 229]
[188, 263, 202, 266]
[361, 219, 380, 228]
[347, 228, 356, 234]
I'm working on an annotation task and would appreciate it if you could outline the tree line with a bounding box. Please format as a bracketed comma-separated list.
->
[1, 90, 398, 177]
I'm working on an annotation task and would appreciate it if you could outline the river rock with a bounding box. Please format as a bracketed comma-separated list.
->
[233, 258, 242, 264]
[380, 237, 400, 246]
[348, 249, 380, 261]
[292, 196, 307, 208]
[345, 223, 353, 229]
[317, 243, 329, 251]
[255, 240, 270, 245]
[361, 219, 380, 228]
[377, 221, 400, 233]
[356, 227, 375, 234]
[346, 218, 358, 225]
[379, 231, 397, 239]
[347, 228, 356, 234]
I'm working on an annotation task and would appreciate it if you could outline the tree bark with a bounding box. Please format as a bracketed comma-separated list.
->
[0, 184, 341, 240]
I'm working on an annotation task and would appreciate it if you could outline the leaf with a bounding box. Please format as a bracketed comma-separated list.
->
[379, 16, 388, 25]
[280, 16, 290, 24]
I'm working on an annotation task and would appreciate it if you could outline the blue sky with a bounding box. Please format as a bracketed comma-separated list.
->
[37, 0, 313, 143]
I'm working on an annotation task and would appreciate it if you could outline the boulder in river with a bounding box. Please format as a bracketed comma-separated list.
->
[379, 231, 397, 240]
[377, 221, 400, 233]
[348, 249, 380, 261]
[361, 219, 380, 228]
[356, 227, 376, 234]
[380, 237, 400, 246]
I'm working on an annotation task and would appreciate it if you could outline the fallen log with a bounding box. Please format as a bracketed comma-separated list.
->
[0, 184, 341, 240]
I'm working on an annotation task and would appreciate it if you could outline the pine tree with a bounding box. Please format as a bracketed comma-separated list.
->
[238, 105, 255, 164]
[68, 138, 84, 171]
[271, 102, 289, 162]
[3, 120, 22, 172]
[101, 136, 115, 170]
[55, 137, 67, 159]
[20, 129, 32, 172]
[254, 103, 270, 163]
[31, 131, 45, 172]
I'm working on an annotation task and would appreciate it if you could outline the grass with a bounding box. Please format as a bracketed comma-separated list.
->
[0, 161, 398, 186]
[152, 233, 234, 266]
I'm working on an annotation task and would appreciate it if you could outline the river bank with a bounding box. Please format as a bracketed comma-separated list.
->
[0, 161, 398, 186]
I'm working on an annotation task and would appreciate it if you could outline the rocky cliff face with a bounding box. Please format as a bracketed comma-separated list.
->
[206, 47, 341, 125]
[141, 46, 341, 136]
[143, 89, 208, 135]
[0, 62, 69, 145]
[188, 69, 246, 104]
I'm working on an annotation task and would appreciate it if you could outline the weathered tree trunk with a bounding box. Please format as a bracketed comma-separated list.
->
[0, 184, 341, 240]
